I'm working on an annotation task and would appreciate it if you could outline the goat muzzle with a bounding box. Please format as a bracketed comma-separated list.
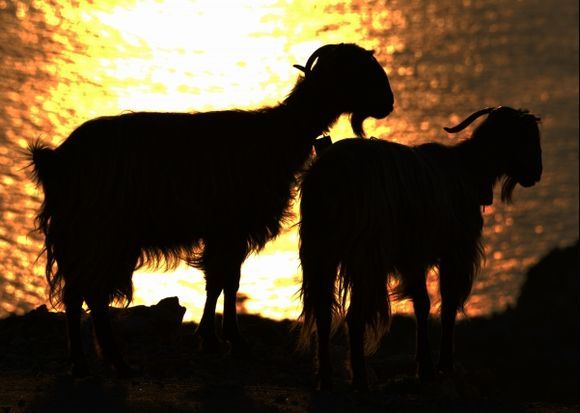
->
[519, 176, 541, 188]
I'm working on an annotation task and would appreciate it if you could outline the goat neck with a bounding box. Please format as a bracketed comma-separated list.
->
[455, 137, 505, 206]
[280, 79, 343, 140]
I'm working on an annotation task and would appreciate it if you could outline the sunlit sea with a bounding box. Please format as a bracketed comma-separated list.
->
[0, 0, 578, 321]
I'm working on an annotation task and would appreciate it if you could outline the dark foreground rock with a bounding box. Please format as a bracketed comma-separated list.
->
[0, 243, 577, 413]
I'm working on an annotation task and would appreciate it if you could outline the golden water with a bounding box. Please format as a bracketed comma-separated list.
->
[0, 0, 578, 321]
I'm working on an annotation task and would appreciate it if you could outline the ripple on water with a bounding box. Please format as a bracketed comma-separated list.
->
[0, 0, 578, 320]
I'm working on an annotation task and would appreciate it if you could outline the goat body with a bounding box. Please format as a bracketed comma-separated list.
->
[299, 107, 542, 390]
[30, 43, 394, 376]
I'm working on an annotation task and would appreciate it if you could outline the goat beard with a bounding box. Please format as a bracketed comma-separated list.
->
[500, 176, 517, 203]
[350, 112, 368, 137]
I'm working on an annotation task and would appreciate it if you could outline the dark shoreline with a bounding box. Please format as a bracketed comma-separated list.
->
[0, 242, 577, 412]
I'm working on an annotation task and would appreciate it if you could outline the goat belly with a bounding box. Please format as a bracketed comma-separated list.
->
[52, 111, 299, 255]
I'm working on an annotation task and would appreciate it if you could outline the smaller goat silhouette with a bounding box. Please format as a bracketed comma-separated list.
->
[299, 106, 542, 390]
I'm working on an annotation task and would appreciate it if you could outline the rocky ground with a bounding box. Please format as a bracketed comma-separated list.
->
[0, 242, 577, 413]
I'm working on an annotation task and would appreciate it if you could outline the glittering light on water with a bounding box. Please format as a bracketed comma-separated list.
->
[0, 0, 577, 321]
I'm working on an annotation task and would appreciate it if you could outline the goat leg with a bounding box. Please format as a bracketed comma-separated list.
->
[195, 281, 226, 353]
[408, 273, 435, 382]
[86, 295, 134, 378]
[197, 238, 246, 354]
[438, 301, 457, 374]
[347, 309, 368, 391]
[64, 290, 89, 377]
[438, 260, 462, 373]
[316, 300, 333, 391]
[223, 267, 250, 356]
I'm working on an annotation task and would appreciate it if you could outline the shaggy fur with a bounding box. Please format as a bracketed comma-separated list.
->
[299, 106, 542, 389]
[29, 43, 394, 376]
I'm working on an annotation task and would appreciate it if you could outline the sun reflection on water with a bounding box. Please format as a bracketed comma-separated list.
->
[0, 0, 577, 321]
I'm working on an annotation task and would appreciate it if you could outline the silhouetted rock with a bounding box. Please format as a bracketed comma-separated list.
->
[508, 241, 579, 402]
[0, 244, 577, 412]
[516, 241, 579, 333]
[110, 296, 186, 339]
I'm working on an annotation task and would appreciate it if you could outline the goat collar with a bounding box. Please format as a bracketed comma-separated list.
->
[480, 185, 494, 206]
[314, 135, 332, 155]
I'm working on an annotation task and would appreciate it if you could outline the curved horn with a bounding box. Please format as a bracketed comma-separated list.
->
[293, 44, 341, 76]
[443, 107, 496, 133]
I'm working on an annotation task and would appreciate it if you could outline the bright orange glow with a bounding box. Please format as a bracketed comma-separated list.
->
[7, 0, 396, 321]
[25, 0, 399, 321]
[1, 0, 577, 321]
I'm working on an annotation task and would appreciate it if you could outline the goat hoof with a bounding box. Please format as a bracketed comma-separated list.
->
[351, 377, 369, 392]
[195, 333, 228, 354]
[352, 382, 369, 392]
[417, 363, 437, 383]
[115, 363, 138, 379]
[317, 377, 333, 392]
[228, 337, 251, 358]
[437, 363, 454, 376]
[71, 362, 90, 378]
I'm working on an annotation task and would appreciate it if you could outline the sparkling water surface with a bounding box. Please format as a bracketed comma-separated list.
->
[0, 0, 578, 320]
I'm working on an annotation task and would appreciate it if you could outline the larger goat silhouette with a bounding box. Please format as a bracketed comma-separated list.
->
[299, 106, 542, 390]
[29, 43, 394, 376]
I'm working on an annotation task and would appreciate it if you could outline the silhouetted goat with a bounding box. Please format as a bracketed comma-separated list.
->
[29, 43, 394, 376]
[299, 106, 542, 390]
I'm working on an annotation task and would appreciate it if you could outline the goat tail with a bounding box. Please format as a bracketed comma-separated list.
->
[298, 236, 340, 352]
[28, 141, 62, 307]
[29, 141, 57, 188]
[339, 250, 391, 355]
[298, 240, 391, 355]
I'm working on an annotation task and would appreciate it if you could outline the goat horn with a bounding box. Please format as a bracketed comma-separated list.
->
[298, 44, 341, 76]
[443, 107, 496, 133]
